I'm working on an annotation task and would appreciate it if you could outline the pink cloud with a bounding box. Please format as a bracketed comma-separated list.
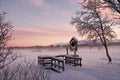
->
[27, 0, 44, 6]
[25, 0, 53, 10]
[12, 27, 75, 39]
[59, 11, 70, 17]
[8, 27, 82, 47]
[66, 0, 81, 4]
[63, 24, 76, 31]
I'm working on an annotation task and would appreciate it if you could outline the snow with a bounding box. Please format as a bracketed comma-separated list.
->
[14, 46, 120, 80]
[71, 36, 78, 41]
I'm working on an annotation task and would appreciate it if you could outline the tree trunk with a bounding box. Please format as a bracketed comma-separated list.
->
[103, 42, 112, 62]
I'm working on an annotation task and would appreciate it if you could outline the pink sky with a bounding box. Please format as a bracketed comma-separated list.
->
[1, 0, 82, 47]
[8, 26, 83, 47]
[2, 0, 120, 47]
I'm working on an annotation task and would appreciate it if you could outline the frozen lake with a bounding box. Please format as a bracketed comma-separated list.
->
[14, 46, 120, 80]
[15, 46, 120, 66]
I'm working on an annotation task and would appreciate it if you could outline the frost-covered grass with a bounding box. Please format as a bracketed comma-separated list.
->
[15, 46, 120, 80]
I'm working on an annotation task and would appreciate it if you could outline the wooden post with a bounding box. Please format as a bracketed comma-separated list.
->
[62, 62, 64, 71]
[74, 49, 76, 56]
[66, 46, 68, 55]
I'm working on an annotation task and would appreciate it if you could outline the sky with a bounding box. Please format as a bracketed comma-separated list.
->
[1, 0, 82, 47]
[1, 0, 120, 47]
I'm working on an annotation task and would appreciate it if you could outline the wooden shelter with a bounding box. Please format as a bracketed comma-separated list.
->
[69, 36, 78, 51]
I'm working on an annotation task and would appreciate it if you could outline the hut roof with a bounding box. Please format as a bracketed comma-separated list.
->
[71, 36, 78, 41]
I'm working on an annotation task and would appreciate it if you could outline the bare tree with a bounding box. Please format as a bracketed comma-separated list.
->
[0, 11, 18, 69]
[103, 0, 120, 14]
[71, 0, 117, 62]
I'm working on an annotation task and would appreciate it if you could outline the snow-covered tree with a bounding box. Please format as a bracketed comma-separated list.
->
[0, 10, 17, 69]
[104, 0, 120, 14]
[71, 0, 117, 62]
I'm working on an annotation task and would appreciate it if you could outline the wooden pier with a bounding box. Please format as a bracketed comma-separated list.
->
[38, 55, 82, 73]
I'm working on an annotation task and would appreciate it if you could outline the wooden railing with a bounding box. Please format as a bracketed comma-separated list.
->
[38, 56, 64, 72]
[38, 55, 82, 72]
[64, 55, 82, 67]
[56, 55, 82, 67]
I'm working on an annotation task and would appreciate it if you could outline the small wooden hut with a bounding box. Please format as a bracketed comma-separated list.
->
[69, 37, 78, 55]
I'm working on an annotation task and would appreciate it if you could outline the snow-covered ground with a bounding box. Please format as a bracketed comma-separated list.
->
[15, 46, 120, 80]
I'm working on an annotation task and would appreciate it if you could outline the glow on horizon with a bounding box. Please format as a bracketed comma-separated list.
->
[8, 26, 83, 47]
